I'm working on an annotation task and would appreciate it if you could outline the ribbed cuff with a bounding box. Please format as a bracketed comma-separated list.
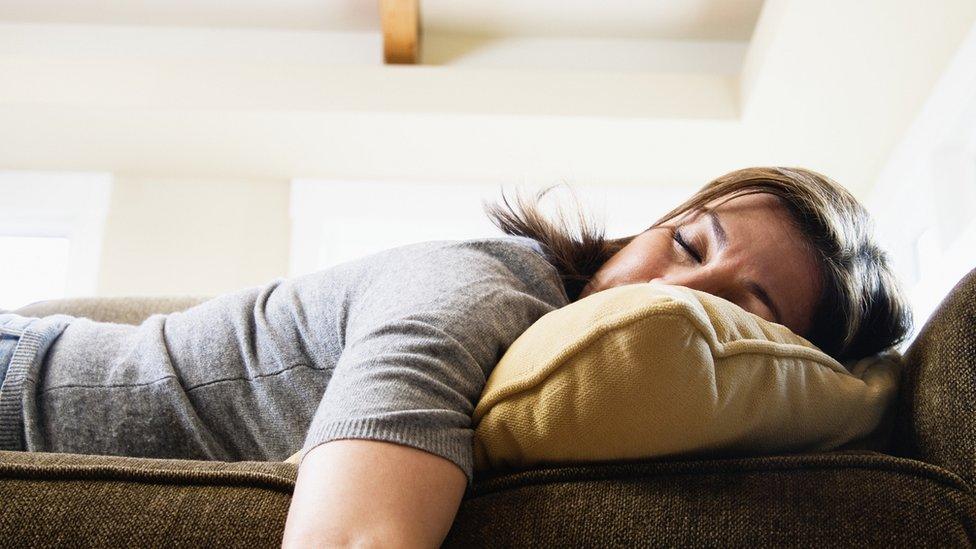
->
[302, 417, 475, 487]
[0, 314, 73, 451]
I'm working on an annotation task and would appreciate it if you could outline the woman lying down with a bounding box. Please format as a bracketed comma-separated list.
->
[0, 167, 911, 547]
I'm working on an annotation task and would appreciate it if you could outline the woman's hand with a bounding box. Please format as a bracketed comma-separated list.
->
[281, 439, 467, 548]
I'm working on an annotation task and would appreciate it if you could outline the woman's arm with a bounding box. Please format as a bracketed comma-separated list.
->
[280, 239, 564, 546]
[281, 439, 467, 548]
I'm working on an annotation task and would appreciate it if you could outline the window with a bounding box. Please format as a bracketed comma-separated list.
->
[0, 236, 71, 310]
[0, 172, 112, 310]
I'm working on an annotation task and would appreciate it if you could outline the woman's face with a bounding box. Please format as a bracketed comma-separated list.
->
[578, 192, 822, 337]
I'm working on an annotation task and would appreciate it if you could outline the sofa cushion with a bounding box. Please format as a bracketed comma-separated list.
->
[447, 452, 975, 547]
[472, 282, 900, 473]
[0, 450, 295, 547]
[894, 267, 976, 486]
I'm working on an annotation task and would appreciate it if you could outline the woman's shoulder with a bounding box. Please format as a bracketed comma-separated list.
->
[356, 235, 550, 271]
[427, 235, 556, 281]
[340, 236, 568, 307]
[467, 234, 547, 255]
[443, 235, 569, 306]
[449, 235, 549, 261]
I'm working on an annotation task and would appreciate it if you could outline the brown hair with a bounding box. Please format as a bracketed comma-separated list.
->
[482, 167, 913, 362]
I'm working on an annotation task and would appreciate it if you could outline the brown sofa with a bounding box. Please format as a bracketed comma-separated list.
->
[2, 271, 975, 547]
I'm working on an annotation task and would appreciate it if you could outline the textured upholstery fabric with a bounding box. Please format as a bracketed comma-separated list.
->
[474, 282, 899, 472]
[0, 450, 295, 547]
[893, 268, 976, 487]
[447, 452, 975, 547]
[1, 449, 972, 547]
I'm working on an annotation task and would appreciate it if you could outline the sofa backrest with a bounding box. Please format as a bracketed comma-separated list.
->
[892, 267, 976, 488]
[16, 296, 207, 325]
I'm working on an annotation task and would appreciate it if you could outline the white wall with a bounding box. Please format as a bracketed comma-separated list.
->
[96, 177, 290, 296]
[289, 179, 695, 274]
[868, 22, 976, 343]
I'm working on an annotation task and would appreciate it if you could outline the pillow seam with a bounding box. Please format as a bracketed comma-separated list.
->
[475, 302, 852, 420]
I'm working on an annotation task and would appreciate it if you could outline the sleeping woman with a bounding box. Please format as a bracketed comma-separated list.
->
[0, 166, 911, 547]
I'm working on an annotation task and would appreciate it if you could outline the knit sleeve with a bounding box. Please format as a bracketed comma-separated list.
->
[298, 239, 564, 486]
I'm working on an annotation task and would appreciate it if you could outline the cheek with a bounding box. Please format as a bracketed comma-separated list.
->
[607, 233, 672, 283]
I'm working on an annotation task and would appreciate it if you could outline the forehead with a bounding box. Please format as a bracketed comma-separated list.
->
[707, 192, 786, 217]
[703, 193, 799, 238]
[685, 193, 800, 243]
[700, 193, 821, 330]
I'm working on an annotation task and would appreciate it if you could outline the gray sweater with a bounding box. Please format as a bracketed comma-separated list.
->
[3, 236, 569, 484]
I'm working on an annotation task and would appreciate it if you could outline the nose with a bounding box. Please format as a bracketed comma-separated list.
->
[652, 269, 732, 302]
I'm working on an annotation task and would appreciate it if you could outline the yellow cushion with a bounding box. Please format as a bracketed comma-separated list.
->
[472, 282, 900, 472]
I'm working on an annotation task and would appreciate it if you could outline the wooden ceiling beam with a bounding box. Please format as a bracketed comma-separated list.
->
[380, 0, 421, 64]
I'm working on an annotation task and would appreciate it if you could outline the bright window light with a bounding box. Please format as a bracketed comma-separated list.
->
[0, 236, 71, 311]
[0, 171, 112, 302]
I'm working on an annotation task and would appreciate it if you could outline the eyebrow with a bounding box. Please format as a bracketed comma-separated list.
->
[705, 209, 784, 325]
[705, 209, 728, 250]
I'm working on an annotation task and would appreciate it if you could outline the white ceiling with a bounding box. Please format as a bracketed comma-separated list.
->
[425, 0, 764, 40]
[1, 0, 973, 201]
[0, 0, 764, 40]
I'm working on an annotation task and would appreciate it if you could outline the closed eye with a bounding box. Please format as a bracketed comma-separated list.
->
[673, 229, 702, 263]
